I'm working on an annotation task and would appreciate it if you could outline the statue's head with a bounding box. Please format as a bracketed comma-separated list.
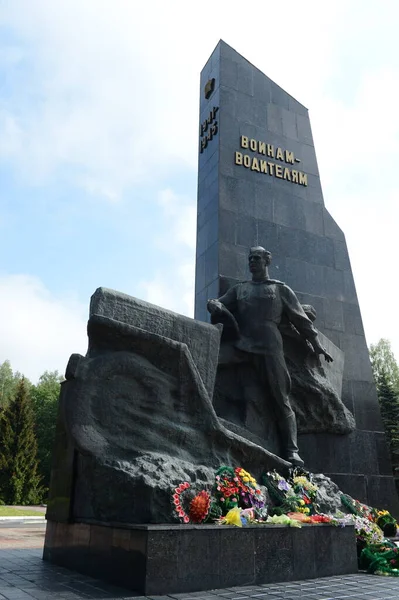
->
[248, 246, 272, 275]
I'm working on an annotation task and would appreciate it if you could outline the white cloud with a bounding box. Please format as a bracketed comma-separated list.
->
[308, 67, 399, 360]
[0, 0, 342, 197]
[0, 274, 87, 383]
[1, 0, 399, 365]
[139, 188, 196, 316]
[158, 189, 197, 251]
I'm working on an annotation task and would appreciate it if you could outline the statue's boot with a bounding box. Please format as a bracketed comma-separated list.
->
[279, 413, 304, 467]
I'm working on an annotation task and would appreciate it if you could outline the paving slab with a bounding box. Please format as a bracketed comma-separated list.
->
[1, 525, 399, 599]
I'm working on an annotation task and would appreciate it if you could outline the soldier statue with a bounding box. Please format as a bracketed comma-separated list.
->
[207, 246, 333, 466]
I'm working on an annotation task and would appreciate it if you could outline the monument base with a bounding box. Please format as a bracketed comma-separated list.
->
[43, 520, 358, 595]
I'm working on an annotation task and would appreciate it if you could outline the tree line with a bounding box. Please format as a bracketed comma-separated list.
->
[369, 339, 399, 480]
[0, 339, 398, 505]
[0, 361, 62, 505]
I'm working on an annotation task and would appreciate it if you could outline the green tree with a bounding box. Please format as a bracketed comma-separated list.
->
[377, 373, 399, 472]
[31, 371, 63, 489]
[0, 360, 20, 408]
[370, 338, 399, 393]
[0, 378, 43, 504]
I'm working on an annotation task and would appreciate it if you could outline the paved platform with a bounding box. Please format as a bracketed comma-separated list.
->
[1, 525, 399, 599]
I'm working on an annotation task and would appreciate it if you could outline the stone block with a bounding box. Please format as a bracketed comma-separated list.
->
[326, 473, 367, 504]
[197, 214, 219, 257]
[46, 384, 75, 523]
[43, 522, 357, 594]
[352, 380, 383, 432]
[219, 176, 256, 215]
[195, 250, 206, 294]
[219, 241, 249, 280]
[323, 298, 345, 332]
[339, 333, 375, 382]
[375, 432, 394, 476]
[342, 269, 359, 304]
[253, 68, 272, 102]
[197, 195, 218, 230]
[237, 61, 254, 95]
[267, 103, 283, 135]
[334, 239, 352, 271]
[323, 265, 345, 299]
[236, 214, 257, 246]
[296, 113, 313, 144]
[218, 528, 255, 588]
[299, 433, 352, 474]
[342, 302, 365, 336]
[341, 378, 355, 414]
[219, 209, 236, 245]
[273, 190, 306, 230]
[220, 86, 237, 119]
[302, 199, 324, 235]
[194, 288, 208, 322]
[204, 240, 219, 285]
[282, 107, 298, 141]
[254, 526, 293, 583]
[306, 185, 324, 204]
[331, 525, 358, 575]
[220, 56, 238, 90]
[366, 476, 399, 517]
[292, 526, 316, 580]
[288, 95, 308, 116]
[271, 83, 290, 110]
[350, 430, 379, 476]
[300, 144, 320, 176]
[304, 261, 325, 296]
[315, 526, 336, 577]
[253, 180, 274, 221]
[256, 219, 279, 252]
[89, 286, 222, 407]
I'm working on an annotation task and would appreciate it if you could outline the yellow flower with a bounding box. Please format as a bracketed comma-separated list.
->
[243, 477, 249, 482]
[299, 500, 305, 506]
[221, 507, 242, 527]
[293, 476, 318, 493]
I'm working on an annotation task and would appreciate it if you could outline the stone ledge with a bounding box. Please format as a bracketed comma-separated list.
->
[43, 520, 358, 595]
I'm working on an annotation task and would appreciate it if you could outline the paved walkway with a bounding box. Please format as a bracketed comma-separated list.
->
[1, 525, 399, 599]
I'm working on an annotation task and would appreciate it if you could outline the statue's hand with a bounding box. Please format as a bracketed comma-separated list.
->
[314, 346, 333, 363]
[323, 350, 334, 363]
[207, 299, 224, 315]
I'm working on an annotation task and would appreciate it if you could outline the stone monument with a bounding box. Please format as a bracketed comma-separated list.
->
[195, 39, 399, 514]
[42, 40, 396, 594]
[43, 287, 357, 593]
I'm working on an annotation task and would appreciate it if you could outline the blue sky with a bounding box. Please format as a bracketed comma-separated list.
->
[1, 0, 398, 382]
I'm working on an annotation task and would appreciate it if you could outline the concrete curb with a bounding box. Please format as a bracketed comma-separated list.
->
[0, 516, 46, 521]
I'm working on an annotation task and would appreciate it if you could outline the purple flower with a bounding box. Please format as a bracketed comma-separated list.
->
[277, 479, 290, 492]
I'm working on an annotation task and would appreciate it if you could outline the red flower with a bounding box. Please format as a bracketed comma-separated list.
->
[188, 490, 211, 524]
[310, 515, 331, 523]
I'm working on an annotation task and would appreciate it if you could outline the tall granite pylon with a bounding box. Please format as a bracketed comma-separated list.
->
[194, 40, 399, 514]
